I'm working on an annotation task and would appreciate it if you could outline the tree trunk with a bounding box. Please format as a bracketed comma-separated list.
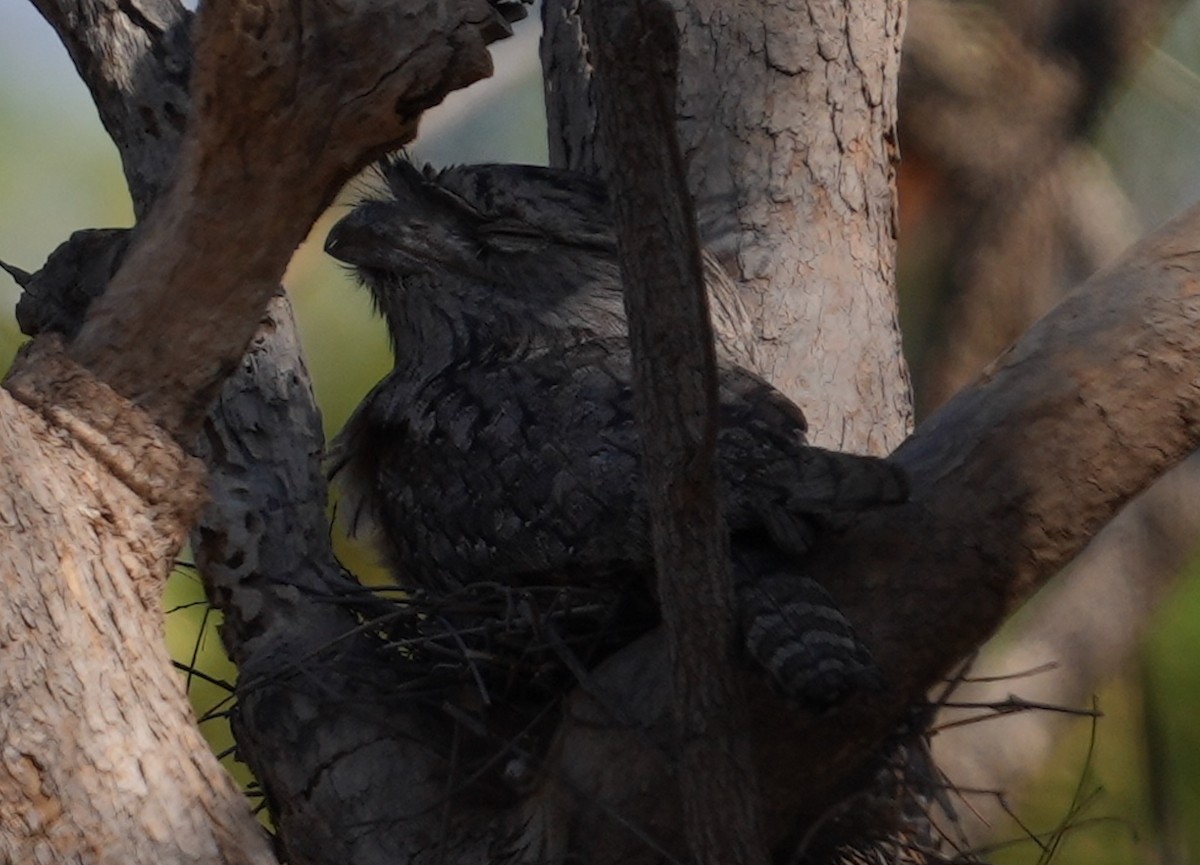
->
[582, 2, 769, 861]
[0, 1, 518, 862]
[6, 1, 1200, 864]
[543, 0, 912, 453]
[0, 340, 275, 864]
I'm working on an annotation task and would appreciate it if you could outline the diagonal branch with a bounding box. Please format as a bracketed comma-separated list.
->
[15, 1, 1200, 863]
[2, 1, 522, 863]
[52, 0, 509, 438]
[527, 201, 1200, 857]
[791, 202, 1200, 816]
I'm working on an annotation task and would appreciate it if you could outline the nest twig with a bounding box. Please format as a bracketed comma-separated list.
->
[354, 580, 653, 706]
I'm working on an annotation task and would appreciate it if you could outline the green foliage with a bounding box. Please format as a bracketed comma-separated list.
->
[988, 691, 1145, 865]
[1142, 564, 1200, 860]
[163, 565, 251, 790]
[982, 561, 1200, 864]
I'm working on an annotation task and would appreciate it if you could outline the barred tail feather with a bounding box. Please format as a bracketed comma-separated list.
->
[734, 546, 884, 711]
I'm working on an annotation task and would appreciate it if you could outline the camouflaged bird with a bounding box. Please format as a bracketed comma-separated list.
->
[326, 158, 907, 709]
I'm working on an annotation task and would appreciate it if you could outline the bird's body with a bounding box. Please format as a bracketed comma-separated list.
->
[328, 159, 907, 708]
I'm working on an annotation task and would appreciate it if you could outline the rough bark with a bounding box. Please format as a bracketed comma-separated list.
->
[192, 294, 512, 865]
[1, 0, 518, 862]
[542, 0, 912, 455]
[61, 0, 506, 437]
[582, 1, 767, 862]
[0, 340, 275, 865]
[540, 0, 599, 176]
[11, 1, 1200, 864]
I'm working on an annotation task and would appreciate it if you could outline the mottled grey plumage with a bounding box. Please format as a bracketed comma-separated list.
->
[6, 228, 130, 339]
[327, 159, 906, 709]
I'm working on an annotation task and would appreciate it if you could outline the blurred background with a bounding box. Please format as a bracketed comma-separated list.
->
[4, 1, 1200, 860]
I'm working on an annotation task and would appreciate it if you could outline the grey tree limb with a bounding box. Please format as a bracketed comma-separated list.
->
[194, 294, 508, 865]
